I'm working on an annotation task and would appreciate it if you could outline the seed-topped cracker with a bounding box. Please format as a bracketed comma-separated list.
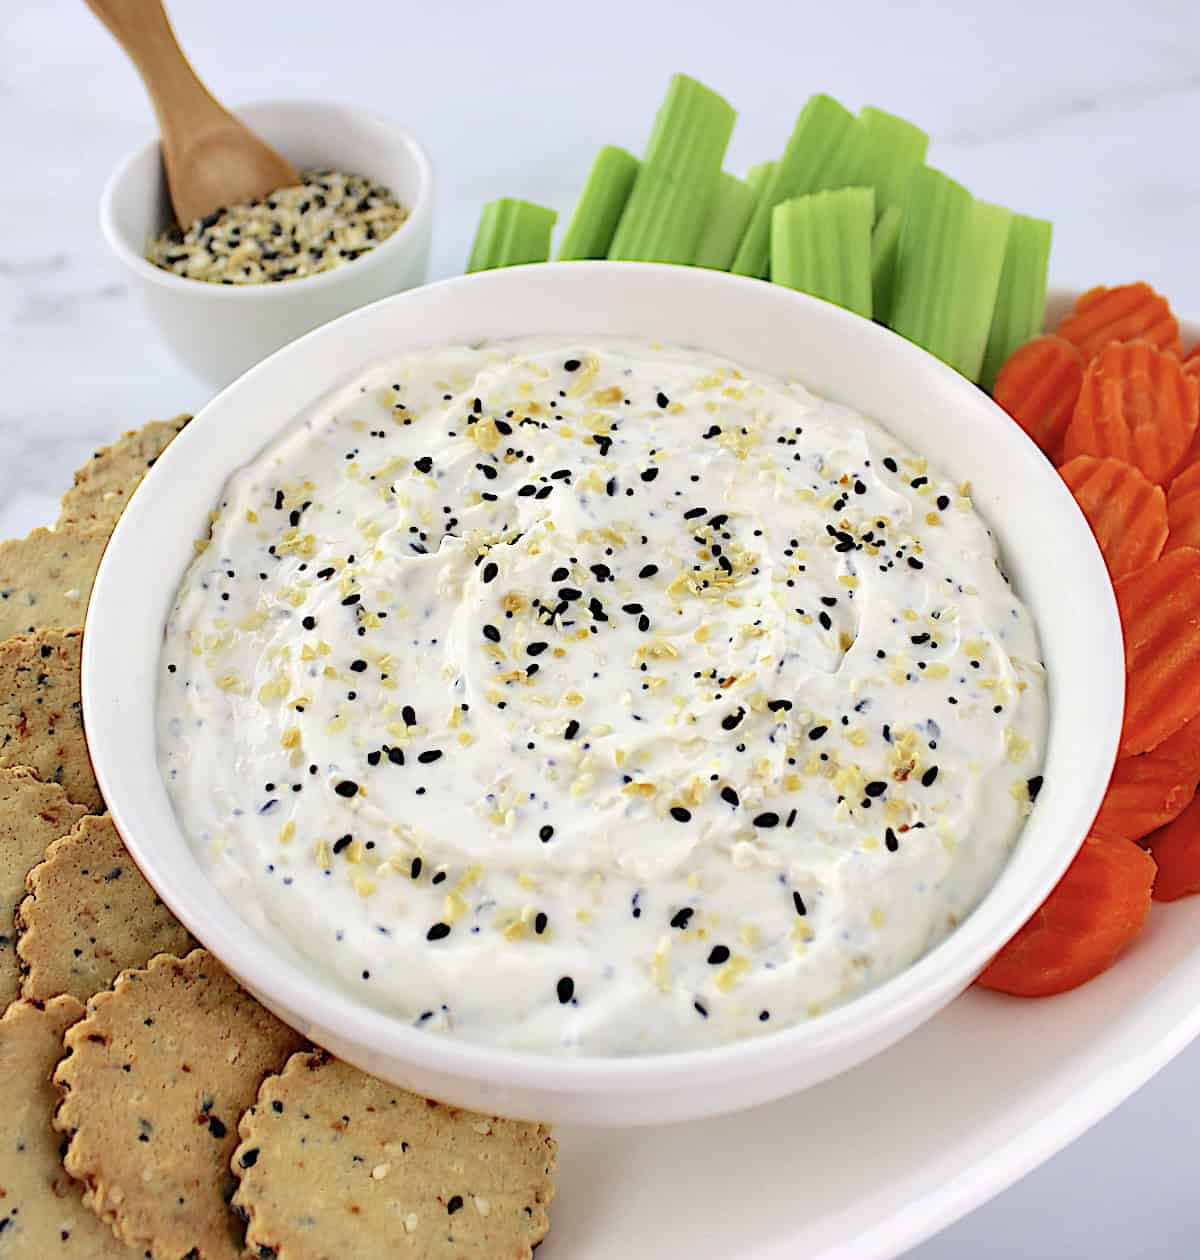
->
[0, 524, 109, 640]
[0, 995, 139, 1256]
[0, 766, 88, 1008]
[0, 628, 101, 812]
[57, 416, 190, 533]
[53, 949, 304, 1260]
[17, 813, 194, 1003]
[232, 1049, 557, 1259]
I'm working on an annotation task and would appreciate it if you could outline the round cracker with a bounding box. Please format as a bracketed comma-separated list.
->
[17, 814, 194, 1003]
[0, 628, 100, 812]
[232, 1050, 556, 1259]
[0, 524, 110, 640]
[0, 995, 139, 1256]
[57, 417, 191, 533]
[0, 767, 88, 1009]
[53, 949, 304, 1260]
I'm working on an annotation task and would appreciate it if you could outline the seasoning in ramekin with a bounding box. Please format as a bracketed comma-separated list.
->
[146, 169, 407, 285]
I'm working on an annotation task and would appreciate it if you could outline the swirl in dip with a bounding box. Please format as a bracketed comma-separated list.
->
[158, 338, 1048, 1055]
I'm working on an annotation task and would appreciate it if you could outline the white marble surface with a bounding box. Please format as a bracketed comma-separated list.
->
[3, 0, 1200, 1253]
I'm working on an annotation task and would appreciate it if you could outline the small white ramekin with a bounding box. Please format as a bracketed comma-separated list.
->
[99, 98, 434, 388]
[82, 263, 1123, 1127]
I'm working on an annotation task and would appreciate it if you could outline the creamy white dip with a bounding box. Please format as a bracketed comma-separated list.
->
[158, 338, 1047, 1055]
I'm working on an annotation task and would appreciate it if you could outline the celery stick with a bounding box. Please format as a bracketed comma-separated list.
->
[731, 94, 855, 279]
[770, 187, 874, 320]
[558, 146, 639, 260]
[745, 161, 776, 199]
[466, 199, 556, 272]
[857, 107, 929, 217]
[870, 204, 903, 325]
[952, 200, 1013, 382]
[821, 116, 868, 190]
[694, 172, 757, 271]
[888, 166, 973, 368]
[979, 214, 1053, 392]
[608, 74, 736, 264]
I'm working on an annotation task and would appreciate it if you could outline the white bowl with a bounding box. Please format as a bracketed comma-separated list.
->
[99, 98, 434, 389]
[82, 263, 1123, 1127]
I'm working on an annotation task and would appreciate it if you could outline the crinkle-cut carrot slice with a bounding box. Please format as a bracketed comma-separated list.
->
[1166, 461, 1200, 553]
[976, 835, 1155, 997]
[1056, 282, 1182, 361]
[1147, 791, 1200, 901]
[1062, 340, 1199, 486]
[991, 335, 1084, 463]
[1059, 455, 1167, 580]
[1091, 732, 1200, 843]
[1116, 546, 1200, 756]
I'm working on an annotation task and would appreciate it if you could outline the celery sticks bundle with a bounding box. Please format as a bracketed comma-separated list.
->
[464, 74, 1051, 389]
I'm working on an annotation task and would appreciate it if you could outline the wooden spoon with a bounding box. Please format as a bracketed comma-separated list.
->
[85, 0, 300, 228]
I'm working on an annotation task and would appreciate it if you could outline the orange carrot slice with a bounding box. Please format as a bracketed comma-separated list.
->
[1058, 455, 1167, 580]
[976, 835, 1155, 997]
[1091, 738, 1200, 843]
[1148, 790, 1200, 900]
[1056, 282, 1182, 361]
[1116, 546, 1200, 756]
[991, 335, 1084, 463]
[1166, 461, 1200, 553]
[1062, 340, 1199, 486]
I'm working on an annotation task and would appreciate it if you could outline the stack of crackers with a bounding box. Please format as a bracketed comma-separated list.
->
[0, 421, 557, 1258]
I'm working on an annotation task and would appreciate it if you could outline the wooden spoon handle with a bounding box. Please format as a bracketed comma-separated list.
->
[84, 0, 228, 139]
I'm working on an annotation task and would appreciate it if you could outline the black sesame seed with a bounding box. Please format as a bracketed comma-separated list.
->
[885, 827, 900, 852]
[301, 615, 317, 630]
[639, 564, 658, 579]
[1027, 775, 1044, 801]
[669, 806, 692, 823]
[864, 781, 887, 797]
[526, 641, 548, 656]
[564, 358, 581, 372]
[640, 467, 659, 482]
[921, 765, 939, 787]
[707, 945, 730, 965]
[334, 780, 358, 798]
[808, 725, 828, 740]
[539, 824, 555, 843]
[792, 890, 807, 915]
[417, 750, 443, 764]
[753, 812, 780, 828]
[670, 907, 694, 929]
[447, 1195, 463, 1215]
[482, 624, 501, 642]
[333, 835, 353, 854]
[720, 786, 740, 807]
[426, 923, 451, 942]
[388, 747, 405, 766]
[534, 912, 548, 935]
[410, 857, 422, 879]
[563, 719, 580, 740]
[349, 659, 368, 672]
[482, 561, 498, 583]
[556, 976, 575, 1003]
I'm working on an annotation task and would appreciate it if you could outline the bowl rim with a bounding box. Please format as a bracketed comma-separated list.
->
[81, 262, 1124, 1098]
[98, 96, 435, 301]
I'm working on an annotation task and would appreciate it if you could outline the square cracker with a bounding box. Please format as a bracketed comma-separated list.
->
[18, 813, 195, 1003]
[0, 995, 139, 1256]
[0, 766, 88, 1008]
[58, 417, 190, 533]
[0, 524, 109, 640]
[0, 628, 101, 812]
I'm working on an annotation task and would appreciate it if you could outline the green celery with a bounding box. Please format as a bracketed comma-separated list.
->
[888, 166, 973, 368]
[731, 94, 856, 279]
[608, 73, 736, 264]
[558, 146, 639, 260]
[952, 200, 1013, 382]
[745, 160, 777, 199]
[979, 214, 1053, 391]
[770, 187, 874, 319]
[857, 106, 929, 217]
[870, 204, 903, 325]
[466, 199, 557, 272]
[694, 172, 758, 270]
